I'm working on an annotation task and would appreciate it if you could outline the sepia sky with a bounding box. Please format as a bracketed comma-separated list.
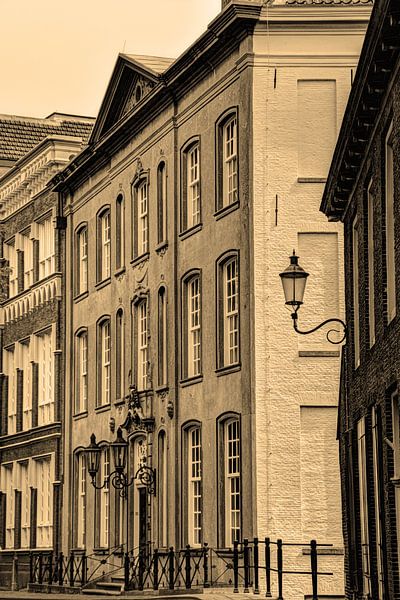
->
[1, 0, 221, 120]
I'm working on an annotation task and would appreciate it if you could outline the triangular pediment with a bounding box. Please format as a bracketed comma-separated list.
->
[90, 54, 174, 144]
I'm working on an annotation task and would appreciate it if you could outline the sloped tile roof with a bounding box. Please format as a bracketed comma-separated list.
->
[121, 54, 175, 76]
[0, 113, 94, 162]
[286, 0, 372, 4]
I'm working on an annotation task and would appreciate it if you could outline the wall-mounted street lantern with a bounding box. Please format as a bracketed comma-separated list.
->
[86, 427, 156, 496]
[279, 251, 347, 345]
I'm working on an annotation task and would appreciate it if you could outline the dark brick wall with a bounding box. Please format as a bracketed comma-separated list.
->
[340, 72, 400, 598]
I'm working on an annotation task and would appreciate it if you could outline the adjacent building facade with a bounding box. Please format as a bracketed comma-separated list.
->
[51, 1, 371, 598]
[321, 1, 400, 598]
[0, 113, 94, 587]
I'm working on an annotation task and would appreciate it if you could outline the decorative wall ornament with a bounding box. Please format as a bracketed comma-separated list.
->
[166, 399, 174, 419]
[120, 383, 155, 434]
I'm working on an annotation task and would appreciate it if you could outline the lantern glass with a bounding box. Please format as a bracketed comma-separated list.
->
[111, 427, 128, 474]
[279, 252, 309, 306]
[86, 433, 101, 478]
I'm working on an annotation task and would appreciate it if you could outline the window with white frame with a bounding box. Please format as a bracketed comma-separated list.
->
[116, 309, 125, 400]
[182, 142, 201, 231]
[36, 328, 54, 425]
[19, 461, 30, 548]
[352, 216, 360, 368]
[35, 457, 53, 548]
[98, 209, 111, 282]
[371, 406, 384, 599]
[5, 346, 16, 435]
[357, 418, 371, 598]
[116, 195, 125, 270]
[75, 330, 88, 414]
[4, 241, 18, 298]
[38, 217, 55, 281]
[132, 179, 149, 259]
[98, 319, 111, 406]
[76, 226, 88, 295]
[3, 464, 14, 548]
[21, 340, 32, 430]
[99, 447, 110, 548]
[224, 418, 241, 547]
[392, 391, 400, 479]
[217, 112, 238, 210]
[188, 426, 202, 546]
[183, 275, 201, 379]
[158, 287, 167, 387]
[137, 299, 148, 390]
[158, 431, 167, 548]
[385, 123, 396, 323]
[76, 453, 86, 548]
[22, 232, 33, 290]
[218, 255, 239, 368]
[157, 162, 167, 244]
[367, 180, 375, 347]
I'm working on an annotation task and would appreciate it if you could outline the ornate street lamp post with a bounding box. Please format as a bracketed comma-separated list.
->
[85, 427, 156, 497]
[279, 250, 347, 344]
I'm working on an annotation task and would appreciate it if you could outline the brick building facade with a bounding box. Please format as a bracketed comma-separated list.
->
[321, 1, 400, 597]
[0, 113, 94, 587]
[51, 2, 371, 598]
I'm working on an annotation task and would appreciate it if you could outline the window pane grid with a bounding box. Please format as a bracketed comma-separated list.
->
[79, 228, 88, 293]
[188, 146, 200, 228]
[101, 213, 111, 280]
[138, 301, 148, 390]
[188, 427, 202, 546]
[37, 331, 54, 426]
[139, 183, 148, 255]
[225, 420, 240, 547]
[77, 454, 86, 548]
[188, 278, 201, 377]
[224, 259, 239, 365]
[223, 118, 238, 206]
[77, 333, 88, 413]
[100, 321, 110, 405]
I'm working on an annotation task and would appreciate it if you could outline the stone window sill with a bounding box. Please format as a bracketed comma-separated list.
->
[180, 375, 203, 388]
[179, 223, 202, 241]
[214, 200, 239, 220]
[215, 363, 241, 377]
[95, 277, 111, 291]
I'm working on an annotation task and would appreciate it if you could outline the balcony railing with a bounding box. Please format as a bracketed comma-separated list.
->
[0, 273, 61, 325]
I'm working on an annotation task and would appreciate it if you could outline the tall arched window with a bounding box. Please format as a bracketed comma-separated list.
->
[218, 414, 241, 548]
[116, 309, 124, 401]
[75, 224, 88, 295]
[158, 287, 167, 387]
[216, 109, 238, 211]
[97, 317, 111, 406]
[182, 272, 201, 380]
[157, 162, 167, 245]
[158, 431, 167, 547]
[75, 328, 88, 414]
[97, 207, 111, 282]
[187, 425, 202, 546]
[116, 194, 125, 270]
[133, 298, 148, 390]
[217, 251, 240, 369]
[132, 175, 149, 260]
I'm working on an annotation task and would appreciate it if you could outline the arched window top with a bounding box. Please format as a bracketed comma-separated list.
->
[182, 268, 201, 285]
[96, 204, 110, 219]
[182, 419, 202, 432]
[75, 221, 88, 235]
[216, 249, 239, 267]
[75, 326, 88, 337]
[97, 314, 111, 327]
[216, 107, 238, 129]
[181, 135, 200, 154]
[217, 411, 240, 426]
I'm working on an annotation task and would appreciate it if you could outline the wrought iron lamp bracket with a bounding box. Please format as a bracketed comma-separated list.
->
[291, 307, 347, 345]
[89, 470, 135, 498]
[134, 465, 156, 495]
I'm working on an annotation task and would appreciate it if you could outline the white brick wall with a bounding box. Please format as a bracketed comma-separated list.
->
[251, 7, 370, 598]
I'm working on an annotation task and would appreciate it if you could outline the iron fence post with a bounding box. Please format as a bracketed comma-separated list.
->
[49, 552, 53, 584]
[29, 552, 33, 584]
[185, 545, 192, 589]
[69, 551, 74, 587]
[310, 540, 318, 600]
[81, 552, 87, 586]
[138, 547, 144, 590]
[233, 540, 239, 593]
[277, 539, 283, 600]
[203, 542, 209, 588]
[153, 548, 159, 590]
[38, 553, 43, 585]
[58, 553, 64, 586]
[168, 547, 175, 590]
[253, 537, 260, 594]
[244, 538, 250, 593]
[264, 538, 272, 597]
[124, 552, 130, 591]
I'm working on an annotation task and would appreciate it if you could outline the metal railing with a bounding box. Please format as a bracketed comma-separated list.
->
[29, 537, 333, 597]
